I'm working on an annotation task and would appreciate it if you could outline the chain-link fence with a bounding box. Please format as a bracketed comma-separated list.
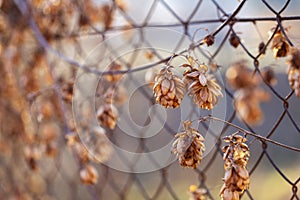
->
[1, 0, 300, 199]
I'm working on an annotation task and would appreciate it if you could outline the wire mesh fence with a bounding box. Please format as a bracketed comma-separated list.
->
[1, 0, 300, 199]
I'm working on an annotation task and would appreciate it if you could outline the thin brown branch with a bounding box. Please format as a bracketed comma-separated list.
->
[190, 0, 247, 49]
[200, 116, 300, 153]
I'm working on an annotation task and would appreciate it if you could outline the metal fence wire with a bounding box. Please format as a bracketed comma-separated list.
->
[1, 0, 300, 199]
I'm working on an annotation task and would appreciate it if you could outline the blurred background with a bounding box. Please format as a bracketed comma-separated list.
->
[0, 0, 300, 199]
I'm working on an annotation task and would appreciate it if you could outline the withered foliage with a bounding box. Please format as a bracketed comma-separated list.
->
[203, 34, 215, 47]
[152, 56, 222, 110]
[153, 65, 185, 108]
[172, 121, 205, 169]
[97, 100, 119, 129]
[105, 62, 123, 83]
[188, 185, 209, 200]
[80, 164, 99, 185]
[220, 134, 250, 200]
[271, 29, 290, 58]
[258, 42, 266, 55]
[261, 67, 277, 86]
[287, 47, 300, 97]
[226, 61, 270, 125]
[183, 56, 223, 110]
[0, 0, 125, 197]
[229, 33, 240, 48]
[0, 0, 299, 199]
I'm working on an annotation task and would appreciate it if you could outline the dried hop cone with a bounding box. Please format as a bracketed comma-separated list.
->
[73, 143, 91, 164]
[97, 101, 118, 129]
[226, 60, 259, 90]
[24, 145, 42, 171]
[183, 56, 223, 110]
[287, 47, 300, 97]
[80, 164, 99, 185]
[220, 134, 250, 200]
[203, 34, 215, 47]
[261, 67, 277, 86]
[258, 42, 266, 55]
[44, 141, 58, 157]
[65, 132, 79, 147]
[189, 185, 209, 200]
[153, 65, 185, 108]
[271, 29, 290, 58]
[229, 33, 240, 48]
[172, 121, 205, 169]
[234, 88, 269, 126]
[105, 62, 123, 83]
[61, 79, 74, 103]
[226, 60, 270, 125]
